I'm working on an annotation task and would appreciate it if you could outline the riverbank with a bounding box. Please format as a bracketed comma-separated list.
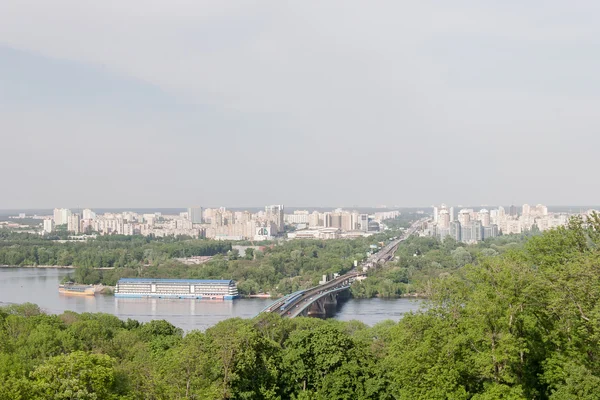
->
[95, 285, 114, 295]
[244, 293, 274, 299]
[401, 292, 428, 299]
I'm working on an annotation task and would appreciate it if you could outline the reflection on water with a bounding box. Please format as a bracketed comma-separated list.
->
[0, 268, 422, 331]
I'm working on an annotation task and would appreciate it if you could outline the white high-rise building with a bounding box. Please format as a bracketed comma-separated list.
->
[53, 208, 72, 226]
[433, 206, 439, 223]
[478, 209, 491, 227]
[522, 204, 531, 216]
[285, 210, 310, 224]
[82, 209, 96, 220]
[438, 209, 450, 228]
[43, 219, 54, 233]
[68, 214, 81, 234]
[536, 204, 548, 216]
[309, 211, 321, 227]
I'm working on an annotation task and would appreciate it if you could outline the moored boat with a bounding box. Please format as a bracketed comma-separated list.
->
[58, 283, 96, 296]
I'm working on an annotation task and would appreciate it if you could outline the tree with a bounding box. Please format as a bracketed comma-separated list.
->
[451, 247, 472, 268]
[31, 351, 121, 399]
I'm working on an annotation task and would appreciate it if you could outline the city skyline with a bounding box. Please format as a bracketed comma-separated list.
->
[15, 204, 403, 241]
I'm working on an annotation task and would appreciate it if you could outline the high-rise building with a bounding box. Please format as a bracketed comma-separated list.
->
[53, 209, 62, 225]
[483, 225, 499, 240]
[359, 214, 369, 232]
[330, 213, 342, 229]
[43, 219, 54, 233]
[309, 211, 321, 227]
[265, 205, 285, 233]
[68, 214, 81, 234]
[478, 209, 491, 227]
[341, 213, 353, 231]
[449, 207, 455, 222]
[433, 206, 439, 223]
[450, 221, 461, 241]
[187, 206, 203, 224]
[285, 210, 310, 224]
[535, 204, 548, 216]
[82, 209, 96, 220]
[438, 209, 450, 228]
[351, 211, 360, 230]
[461, 220, 483, 243]
[458, 209, 471, 226]
[53, 208, 72, 226]
[509, 205, 518, 217]
[522, 204, 531, 216]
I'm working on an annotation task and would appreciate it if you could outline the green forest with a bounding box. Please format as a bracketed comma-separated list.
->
[1, 216, 600, 399]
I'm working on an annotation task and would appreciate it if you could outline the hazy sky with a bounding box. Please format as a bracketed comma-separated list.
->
[1, 1, 599, 209]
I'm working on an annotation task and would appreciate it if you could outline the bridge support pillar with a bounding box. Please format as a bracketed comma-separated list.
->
[307, 293, 337, 318]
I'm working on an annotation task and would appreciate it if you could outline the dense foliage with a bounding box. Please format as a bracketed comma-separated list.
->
[1, 216, 600, 399]
[0, 234, 231, 268]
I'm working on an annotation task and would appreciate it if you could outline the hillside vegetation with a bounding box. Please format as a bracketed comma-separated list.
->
[1, 215, 600, 399]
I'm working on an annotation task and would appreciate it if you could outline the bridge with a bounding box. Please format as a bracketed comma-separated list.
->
[262, 219, 426, 318]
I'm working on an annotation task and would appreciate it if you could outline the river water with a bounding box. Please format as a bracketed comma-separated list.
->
[0, 268, 423, 331]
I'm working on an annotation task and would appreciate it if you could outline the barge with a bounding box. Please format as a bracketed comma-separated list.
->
[114, 278, 239, 300]
[58, 283, 96, 296]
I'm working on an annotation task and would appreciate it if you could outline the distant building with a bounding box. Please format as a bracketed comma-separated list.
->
[288, 227, 341, 240]
[478, 209, 491, 227]
[483, 225, 499, 240]
[285, 210, 309, 224]
[309, 211, 321, 227]
[188, 206, 203, 224]
[450, 221, 461, 241]
[67, 214, 81, 234]
[359, 214, 369, 232]
[255, 225, 274, 241]
[265, 205, 285, 233]
[458, 209, 471, 226]
[43, 219, 54, 233]
[53, 208, 71, 226]
[461, 220, 483, 243]
[438, 209, 450, 228]
[82, 209, 96, 220]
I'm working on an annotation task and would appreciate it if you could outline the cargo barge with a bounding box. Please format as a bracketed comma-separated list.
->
[58, 283, 96, 296]
[114, 278, 239, 300]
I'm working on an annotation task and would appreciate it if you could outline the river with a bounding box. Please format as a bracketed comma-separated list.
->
[0, 268, 423, 331]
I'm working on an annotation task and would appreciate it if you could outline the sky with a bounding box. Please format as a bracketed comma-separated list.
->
[1, 1, 600, 209]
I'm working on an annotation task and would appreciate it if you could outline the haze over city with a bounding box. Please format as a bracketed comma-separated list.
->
[2, 1, 600, 208]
